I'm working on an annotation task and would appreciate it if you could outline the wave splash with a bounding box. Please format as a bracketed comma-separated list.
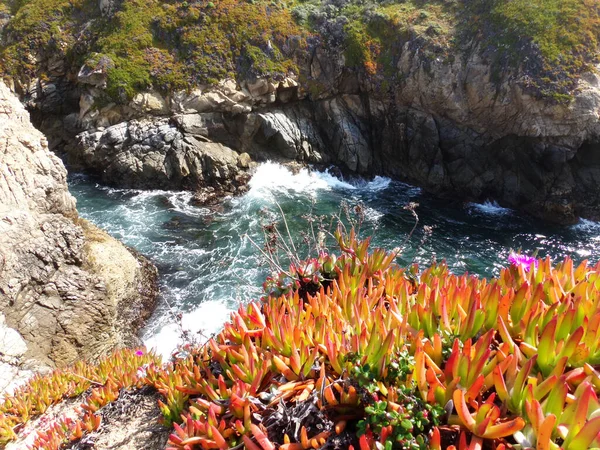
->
[141, 162, 391, 358]
[467, 200, 511, 215]
[247, 162, 392, 196]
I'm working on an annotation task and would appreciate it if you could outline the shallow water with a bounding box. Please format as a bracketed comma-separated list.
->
[68, 162, 600, 357]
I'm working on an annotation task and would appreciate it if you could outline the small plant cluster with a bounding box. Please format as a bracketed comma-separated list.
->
[144, 231, 600, 449]
[0, 348, 160, 449]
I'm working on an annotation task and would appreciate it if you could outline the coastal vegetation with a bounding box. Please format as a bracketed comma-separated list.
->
[0, 0, 598, 101]
[3, 230, 600, 449]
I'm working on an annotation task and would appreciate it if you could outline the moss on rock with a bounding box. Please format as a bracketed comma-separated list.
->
[0, 0, 598, 102]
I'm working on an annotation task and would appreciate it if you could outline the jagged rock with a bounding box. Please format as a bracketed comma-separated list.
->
[257, 112, 303, 159]
[0, 81, 158, 387]
[71, 118, 250, 192]
[173, 113, 240, 149]
[78, 56, 114, 88]
[170, 82, 253, 115]
[315, 95, 371, 173]
[238, 152, 252, 169]
[200, 142, 240, 183]
[131, 91, 169, 115]
[79, 92, 95, 119]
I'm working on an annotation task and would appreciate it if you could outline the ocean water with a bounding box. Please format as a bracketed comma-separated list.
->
[68, 162, 600, 357]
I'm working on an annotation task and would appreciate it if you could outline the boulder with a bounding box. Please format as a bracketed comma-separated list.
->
[246, 78, 270, 97]
[131, 91, 169, 115]
[71, 117, 250, 193]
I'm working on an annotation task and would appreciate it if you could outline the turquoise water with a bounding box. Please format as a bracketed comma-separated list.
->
[68, 162, 600, 356]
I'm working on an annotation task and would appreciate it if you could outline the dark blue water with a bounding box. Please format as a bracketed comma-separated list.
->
[68, 162, 600, 356]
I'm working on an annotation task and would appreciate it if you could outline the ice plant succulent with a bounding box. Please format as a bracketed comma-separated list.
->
[146, 235, 600, 449]
[0, 348, 159, 447]
[5, 232, 600, 449]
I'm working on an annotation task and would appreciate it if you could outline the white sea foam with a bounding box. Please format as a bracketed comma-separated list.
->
[167, 192, 210, 217]
[144, 300, 233, 360]
[357, 175, 392, 191]
[363, 205, 384, 222]
[314, 169, 357, 190]
[96, 184, 142, 196]
[573, 218, 600, 233]
[248, 162, 356, 196]
[468, 200, 511, 215]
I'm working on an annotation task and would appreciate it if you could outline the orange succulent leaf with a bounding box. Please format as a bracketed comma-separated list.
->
[564, 416, 600, 450]
[453, 389, 525, 439]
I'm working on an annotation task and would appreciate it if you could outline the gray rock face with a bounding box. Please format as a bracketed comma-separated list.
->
[0, 82, 158, 385]
[71, 118, 250, 192]
[23, 37, 600, 223]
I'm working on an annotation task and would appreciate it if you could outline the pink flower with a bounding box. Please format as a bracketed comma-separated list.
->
[135, 350, 144, 356]
[508, 253, 538, 272]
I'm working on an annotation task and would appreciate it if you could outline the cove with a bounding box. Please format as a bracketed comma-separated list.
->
[68, 162, 600, 357]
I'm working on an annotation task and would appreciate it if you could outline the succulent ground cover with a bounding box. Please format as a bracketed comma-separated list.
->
[0, 349, 161, 448]
[3, 230, 600, 449]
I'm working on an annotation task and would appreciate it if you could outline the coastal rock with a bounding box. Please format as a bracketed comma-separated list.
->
[131, 90, 169, 115]
[14, 22, 600, 223]
[0, 81, 158, 386]
[171, 81, 252, 114]
[71, 118, 250, 192]
[77, 56, 114, 88]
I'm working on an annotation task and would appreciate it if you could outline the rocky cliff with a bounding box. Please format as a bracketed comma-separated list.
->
[62, 55, 600, 223]
[1, 0, 600, 222]
[0, 81, 158, 393]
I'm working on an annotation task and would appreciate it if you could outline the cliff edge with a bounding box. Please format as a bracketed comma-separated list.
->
[0, 81, 158, 393]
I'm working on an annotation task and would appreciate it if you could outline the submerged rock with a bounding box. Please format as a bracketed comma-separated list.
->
[0, 81, 158, 391]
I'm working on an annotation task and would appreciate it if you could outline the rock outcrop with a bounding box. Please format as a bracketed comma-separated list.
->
[0, 81, 158, 392]
[63, 55, 600, 222]
[68, 117, 253, 193]
[7, 27, 600, 223]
